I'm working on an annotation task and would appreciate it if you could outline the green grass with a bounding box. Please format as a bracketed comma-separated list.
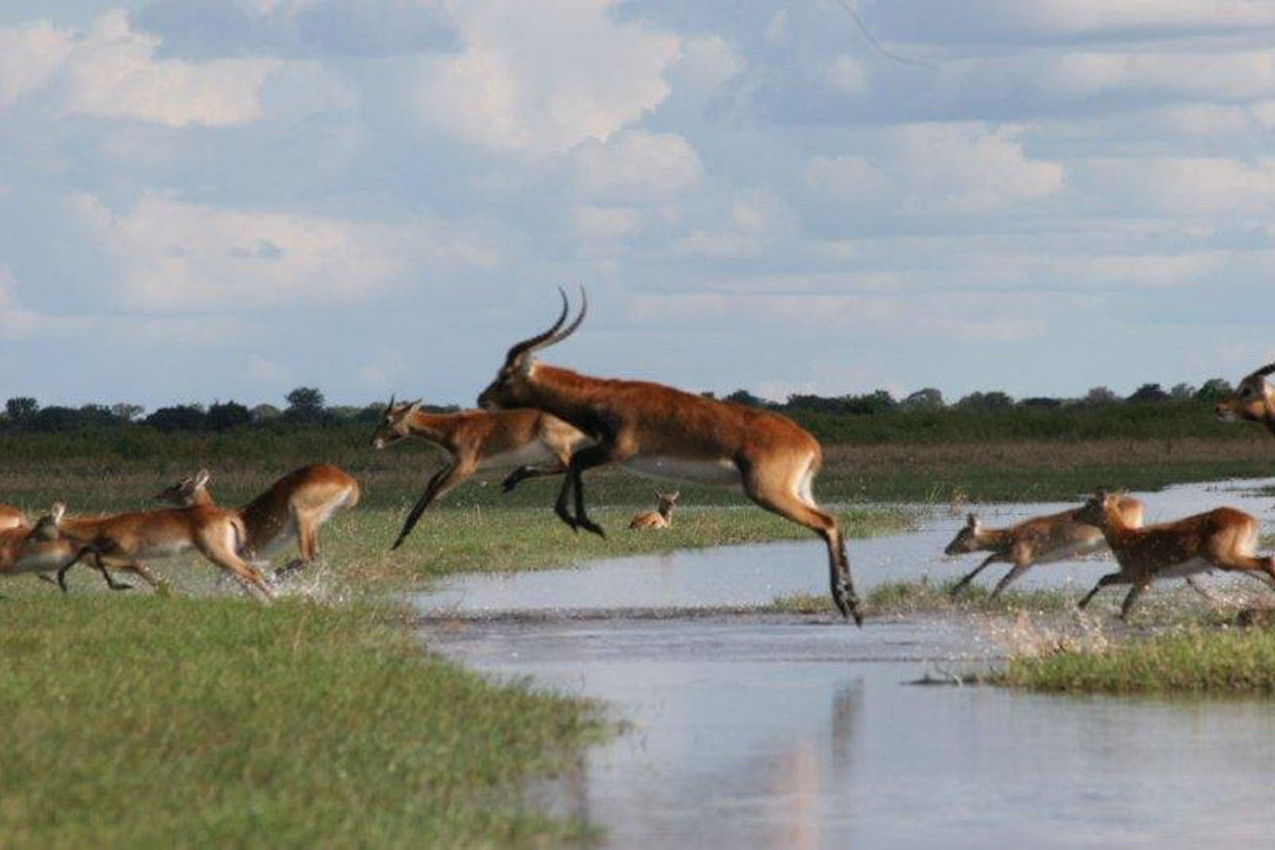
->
[0, 595, 608, 849]
[997, 625, 1275, 694]
[770, 578, 1074, 618]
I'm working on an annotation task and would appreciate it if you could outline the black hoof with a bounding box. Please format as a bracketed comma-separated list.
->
[109, 582, 133, 592]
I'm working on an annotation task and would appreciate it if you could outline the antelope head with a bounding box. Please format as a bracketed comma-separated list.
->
[155, 469, 211, 507]
[1215, 363, 1275, 432]
[943, 513, 982, 556]
[1074, 490, 1120, 530]
[371, 395, 422, 449]
[27, 502, 66, 542]
[477, 287, 587, 411]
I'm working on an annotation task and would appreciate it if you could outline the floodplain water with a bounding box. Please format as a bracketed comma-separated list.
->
[413, 478, 1275, 849]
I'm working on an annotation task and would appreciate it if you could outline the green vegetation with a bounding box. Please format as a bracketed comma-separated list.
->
[998, 625, 1275, 694]
[0, 596, 607, 849]
[770, 578, 1073, 618]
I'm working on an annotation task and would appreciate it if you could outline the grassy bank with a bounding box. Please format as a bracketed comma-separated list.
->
[997, 626, 1275, 694]
[0, 596, 607, 849]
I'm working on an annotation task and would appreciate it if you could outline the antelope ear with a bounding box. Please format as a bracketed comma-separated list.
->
[966, 513, 977, 527]
[669, 491, 680, 501]
[194, 469, 210, 488]
[408, 400, 423, 415]
[50, 502, 66, 523]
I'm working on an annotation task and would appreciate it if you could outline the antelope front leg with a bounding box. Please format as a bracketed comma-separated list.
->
[392, 464, 455, 550]
[561, 444, 623, 539]
[501, 461, 569, 493]
[950, 553, 1000, 597]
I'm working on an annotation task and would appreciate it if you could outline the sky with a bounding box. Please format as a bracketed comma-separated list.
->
[1, 0, 1274, 411]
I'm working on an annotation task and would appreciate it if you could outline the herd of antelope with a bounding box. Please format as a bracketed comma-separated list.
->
[4, 288, 1275, 623]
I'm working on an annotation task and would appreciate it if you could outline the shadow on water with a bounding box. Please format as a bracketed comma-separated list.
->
[414, 478, 1275, 849]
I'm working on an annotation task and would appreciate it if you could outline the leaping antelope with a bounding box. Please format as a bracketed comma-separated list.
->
[476, 288, 862, 624]
[0, 504, 113, 589]
[371, 398, 587, 550]
[156, 465, 359, 577]
[1074, 490, 1275, 618]
[945, 497, 1146, 597]
[630, 491, 680, 530]
[1215, 363, 1275, 434]
[57, 479, 274, 599]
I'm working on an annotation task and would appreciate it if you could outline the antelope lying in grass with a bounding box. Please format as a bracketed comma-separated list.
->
[58, 480, 274, 599]
[371, 397, 586, 550]
[157, 465, 359, 578]
[1074, 490, 1275, 618]
[1215, 362, 1275, 433]
[0, 504, 113, 590]
[944, 497, 1148, 597]
[629, 491, 680, 530]
[476, 288, 862, 624]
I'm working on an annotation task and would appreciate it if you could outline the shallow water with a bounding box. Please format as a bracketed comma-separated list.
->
[414, 478, 1275, 849]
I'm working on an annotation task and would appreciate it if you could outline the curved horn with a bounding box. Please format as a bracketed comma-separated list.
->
[1250, 362, 1275, 379]
[386, 393, 396, 410]
[546, 284, 588, 347]
[506, 288, 570, 360]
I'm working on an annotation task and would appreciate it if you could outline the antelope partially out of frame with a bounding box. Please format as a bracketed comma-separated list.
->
[944, 497, 1147, 597]
[0, 504, 110, 589]
[157, 465, 359, 577]
[57, 480, 274, 599]
[476, 288, 862, 624]
[1215, 362, 1275, 434]
[371, 398, 586, 550]
[0, 504, 27, 532]
[1074, 490, 1275, 618]
[629, 491, 680, 530]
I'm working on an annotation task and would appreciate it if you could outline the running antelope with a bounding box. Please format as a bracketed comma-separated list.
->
[476, 288, 862, 624]
[156, 465, 359, 577]
[371, 397, 586, 550]
[1215, 363, 1275, 434]
[0, 504, 113, 589]
[944, 497, 1147, 597]
[1074, 490, 1275, 618]
[629, 491, 679, 530]
[57, 479, 274, 599]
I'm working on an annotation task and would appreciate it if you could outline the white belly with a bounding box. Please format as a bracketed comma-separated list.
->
[1158, 557, 1214, 580]
[10, 547, 73, 574]
[622, 456, 741, 486]
[1035, 540, 1106, 565]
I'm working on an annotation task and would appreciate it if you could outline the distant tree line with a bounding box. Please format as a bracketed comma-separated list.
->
[0, 388, 459, 434]
[0, 378, 1238, 435]
[716, 378, 1236, 415]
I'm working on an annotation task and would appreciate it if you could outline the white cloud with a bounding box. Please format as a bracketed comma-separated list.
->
[804, 155, 891, 203]
[1075, 157, 1275, 216]
[0, 20, 73, 107]
[0, 266, 88, 339]
[73, 193, 501, 312]
[572, 130, 703, 201]
[571, 205, 643, 242]
[672, 191, 796, 259]
[414, 0, 680, 155]
[63, 11, 281, 127]
[826, 55, 868, 95]
[245, 354, 291, 383]
[672, 34, 745, 98]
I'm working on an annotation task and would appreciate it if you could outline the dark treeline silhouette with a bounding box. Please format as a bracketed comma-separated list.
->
[0, 380, 1237, 436]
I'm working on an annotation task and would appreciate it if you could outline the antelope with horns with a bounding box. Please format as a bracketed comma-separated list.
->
[0, 504, 119, 590]
[476, 288, 862, 624]
[57, 472, 274, 599]
[156, 464, 359, 577]
[1074, 490, 1275, 618]
[371, 398, 587, 550]
[1215, 363, 1275, 434]
[629, 491, 680, 530]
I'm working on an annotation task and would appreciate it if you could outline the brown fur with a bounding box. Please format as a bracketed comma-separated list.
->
[372, 400, 586, 549]
[0, 504, 28, 533]
[1074, 490, 1275, 617]
[158, 464, 359, 576]
[943, 497, 1145, 597]
[1215, 363, 1275, 434]
[0, 505, 98, 584]
[59, 494, 273, 599]
[476, 290, 861, 624]
[629, 491, 679, 530]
